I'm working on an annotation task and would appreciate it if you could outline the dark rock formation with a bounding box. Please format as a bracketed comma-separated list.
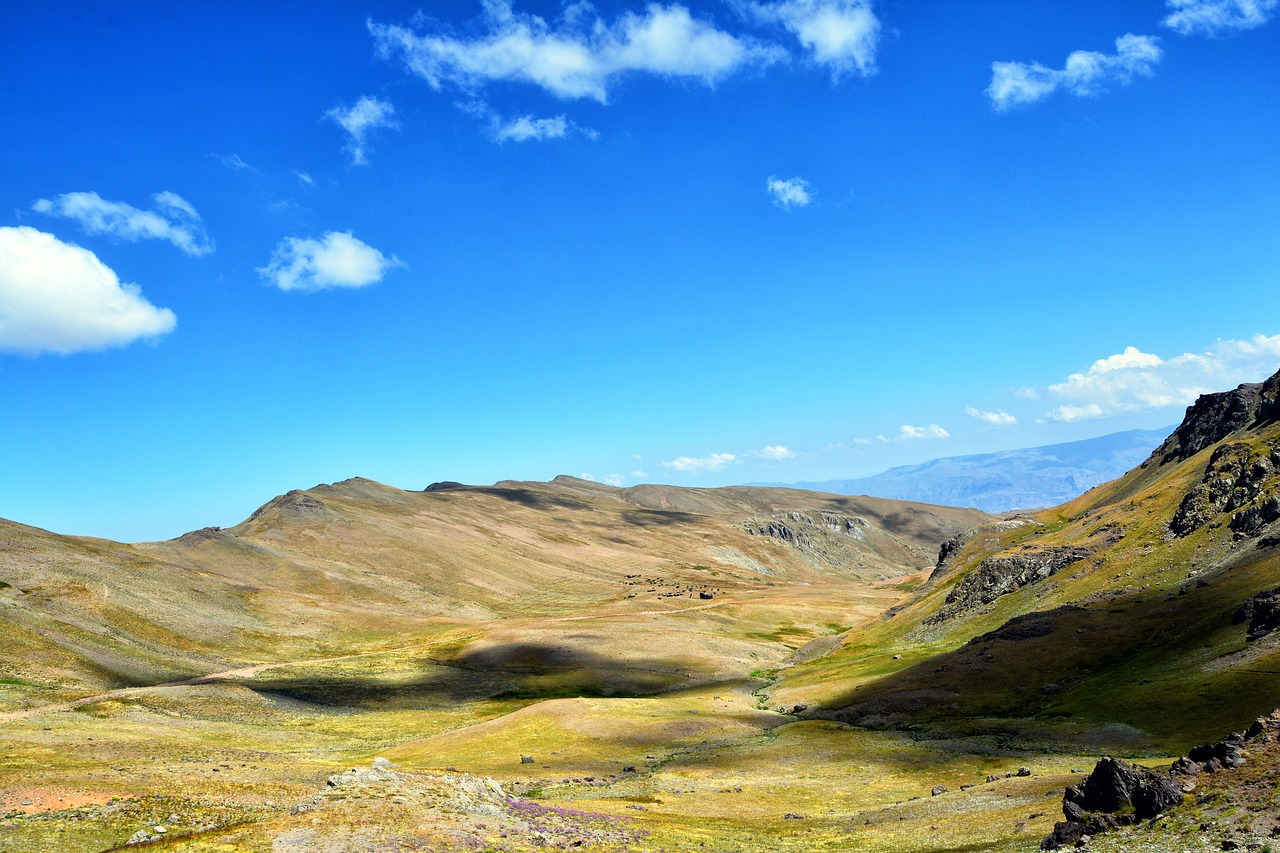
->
[1148, 368, 1280, 466]
[1042, 757, 1184, 849]
[1044, 711, 1280, 849]
[1187, 734, 1247, 772]
[1169, 442, 1278, 538]
[1233, 587, 1280, 641]
[938, 546, 1091, 616]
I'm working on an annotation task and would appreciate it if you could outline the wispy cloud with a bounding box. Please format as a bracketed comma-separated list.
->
[749, 444, 798, 461]
[215, 152, 254, 172]
[496, 114, 569, 142]
[1042, 335, 1280, 422]
[987, 33, 1161, 111]
[326, 96, 399, 165]
[32, 191, 214, 256]
[965, 406, 1017, 426]
[661, 443, 797, 473]
[737, 0, 881, 78]
[895, 424, 950, 441]
[766, 176, 812, 209]
[1162, 0, 1278, 35]
[0, 226, 176, 355]
[370, 2, 784, 104]
[258, 231, 403, 293]
[294, 170, 315, 186]
[663, 452, 739, 473]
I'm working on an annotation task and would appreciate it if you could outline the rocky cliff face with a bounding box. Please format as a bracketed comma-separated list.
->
[1168, 441, 1280, 538]
[1147, 369, 1280, 467]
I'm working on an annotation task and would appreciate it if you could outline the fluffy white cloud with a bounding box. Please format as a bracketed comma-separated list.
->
[0, 226, 176, 355]
[766, 176, 812, 209]
[663, 452, 738, 473]
[1163, 0, 1278, 35]
[965, 407, 1017, 425]
[987, 34, 1161, 110]
[258, 231, 403, 293]
[738, 0, 880, 78]
[1043, 336, 1280, 422]
[32, 191, 214, 256]
[326, 96, 399, 165]
[369, 2, 783, 104]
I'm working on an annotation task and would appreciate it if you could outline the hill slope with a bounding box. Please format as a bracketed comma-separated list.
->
[0, 478, 986, 704]
[771, 372, 1280, 752]
[783, 428, 1170, 512]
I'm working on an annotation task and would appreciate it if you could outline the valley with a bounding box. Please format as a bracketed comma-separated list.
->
[2, 372, 1279, 852]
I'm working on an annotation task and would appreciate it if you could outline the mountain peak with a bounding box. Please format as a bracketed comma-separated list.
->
[1148, 367, 1280, 466]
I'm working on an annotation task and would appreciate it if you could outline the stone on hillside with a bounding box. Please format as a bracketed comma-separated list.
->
[1188, 734, 1247, 771]
[1064, 757, 1184, 820]
[372, 757, 395, 769]
[1044, 757, 1184, 849]
[520, 755, 535, 764]
[931, 785, 948, 796]
[1234, 587, 1280, 641]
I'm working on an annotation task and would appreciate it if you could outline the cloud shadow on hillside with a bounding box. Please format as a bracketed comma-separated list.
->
[239, 642, 701, 709]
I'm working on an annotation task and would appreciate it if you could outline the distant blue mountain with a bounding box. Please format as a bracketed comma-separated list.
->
[780, 428, 1174, 513]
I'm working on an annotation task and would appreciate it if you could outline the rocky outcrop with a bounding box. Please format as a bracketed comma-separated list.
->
[1233, 587, 1280, 640]
[1148, 368, 1280, 466]
[1168, 442, 1279, 538]
[1044, 711, 1280, 849]
[1042, 757, 1185, 849]
[935, 546, 1091, 617]
[739, 510, 930, 574]
[741, 512, 873, 546]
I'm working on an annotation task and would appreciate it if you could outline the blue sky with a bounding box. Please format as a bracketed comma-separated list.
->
[2, 0, 1278, 541]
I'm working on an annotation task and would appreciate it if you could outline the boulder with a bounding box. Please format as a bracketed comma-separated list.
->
[1044, 757, 1184, 849]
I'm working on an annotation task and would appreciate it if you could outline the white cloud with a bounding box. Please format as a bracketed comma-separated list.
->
[295, 171, 315, 186]
[32, 191, 214, 256]
[965, 407, 1017, 425]
[750, 444, 798, 461]
[496, 114, 568, 142]
[1163, 0, 1278, 35]
[1042, 336, 1280, 422]
[987, 34, 1162, 110]
[216, 152, 254, 171]
[630, 469, 648, 478]
[766, 176, 812, 209]
[897, 424, 950, 440]
[326, 96, 399, 165]
[662, 452, 738, 473]
[602, 473, 625, 486]
[258, 231, 403, 293]
[0, 226, 176, 355]
[738, 0, 880, 78]
[369, 2, 784, 104]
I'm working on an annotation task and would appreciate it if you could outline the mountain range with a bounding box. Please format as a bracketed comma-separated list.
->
[1, 375, 1278, 852]
[774, 427, 1173, 512]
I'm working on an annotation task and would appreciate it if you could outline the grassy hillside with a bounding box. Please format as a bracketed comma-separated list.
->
[3, 373, 1278, 852]
[772, 374, 1280, 752]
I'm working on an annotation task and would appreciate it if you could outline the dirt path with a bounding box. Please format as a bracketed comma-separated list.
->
[0, 601, 728, 723]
